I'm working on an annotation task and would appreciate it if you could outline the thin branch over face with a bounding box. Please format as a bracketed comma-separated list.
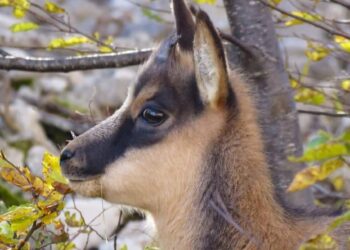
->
[259, 0, 350, 40]
[0, 30, 253, 73]
[0, 49, 152, 72]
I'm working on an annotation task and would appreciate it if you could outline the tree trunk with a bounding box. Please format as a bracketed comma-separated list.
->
[223, 0, 313, 207]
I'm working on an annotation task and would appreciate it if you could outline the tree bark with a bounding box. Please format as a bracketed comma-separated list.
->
[223, 0, 313, 207]
[0, 49, 151, 72]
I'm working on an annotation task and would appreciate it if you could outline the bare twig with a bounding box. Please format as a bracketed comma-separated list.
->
[17, 221, 43, 250]
[259, 0, 350, 40]
[0, 49, 152, 72]
[0, 29, 253, 73]
[298, 109, 350, 117]
[0, 49, 10, 57]
[218, 30, 253, 56]
[125, 0, 171, 14]
[327, 0, 350, 10]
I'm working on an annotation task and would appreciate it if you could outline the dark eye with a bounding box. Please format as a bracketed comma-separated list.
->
[141, 108, 167, 126]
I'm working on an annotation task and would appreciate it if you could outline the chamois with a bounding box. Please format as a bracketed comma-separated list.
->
[60, 0, 349, 249]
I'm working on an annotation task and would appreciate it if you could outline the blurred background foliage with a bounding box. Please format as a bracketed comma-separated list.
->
[0, 0, 349, 249]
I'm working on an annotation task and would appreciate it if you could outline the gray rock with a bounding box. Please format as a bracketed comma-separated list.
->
[26, 145, 47, 177]
[38, 76, 68, 94]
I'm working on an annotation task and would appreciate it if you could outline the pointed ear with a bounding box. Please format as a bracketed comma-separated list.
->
[193, 10, 230, 109]
[172, 0, 195, 50]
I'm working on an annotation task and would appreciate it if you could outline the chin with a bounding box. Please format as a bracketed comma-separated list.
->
[68, 177, 103, 198]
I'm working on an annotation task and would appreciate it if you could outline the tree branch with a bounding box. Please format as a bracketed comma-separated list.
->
[0, 49, 152, 72]
[328, 0, 350, 10]
[259, 0, 350, 40]
[298, 109, 350, 117]
[0, 30, 254, 73]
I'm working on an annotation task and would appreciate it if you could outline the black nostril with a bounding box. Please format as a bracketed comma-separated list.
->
[60, 149, 75, 164]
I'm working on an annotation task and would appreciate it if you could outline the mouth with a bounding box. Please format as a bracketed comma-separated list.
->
[67, 174, 102, 183]
[67, 175, 103, 197]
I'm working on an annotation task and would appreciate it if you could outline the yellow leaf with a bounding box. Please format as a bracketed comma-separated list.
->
[285, 11, 322, 27]
[194, 0, 216, 4]
[42, 152, 69, 185]
[48, 36, 91, 50]
[341, 80, 350, 92]
[290, 78, 299, 89]
[56, 242, 76, 250]
[287, 159, 343, 192]
[305, 42, 330, 61]
[93, 32, 100, 40]
[99, 46, 113, 53]
[12, 0, 30, 19]
[0, 0, 10, 6]
[331, 176, 344, 192]
[287, 166, 319, 192]
[300, 234, 337, 250]
[318, 158, 343, 180]
[294, 88, 325, 105]
[44, 1, 65, 14]
[334, 35, 350, 53]
[10, 22, 39, 32]
[268, 0, 282, 5]
[41, 211, 58, 224]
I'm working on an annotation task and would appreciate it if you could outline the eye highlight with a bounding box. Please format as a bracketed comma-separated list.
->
[140, 107, 167, 126]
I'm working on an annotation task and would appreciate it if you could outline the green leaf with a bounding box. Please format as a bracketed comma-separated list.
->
[290, 143, 348, 162]
[10, 22, 39, 32]
[64, 211, 84, 227]
[44, 1, 65, 14]
[120, 244, 128, 250]
[305, 131, 332, 151]
[341, 130, 350, 142]
[142, 8, 164, 23]
[329, 210, 350, 231]
[0, 221, 15, 244]
[1, 204, 41, 232]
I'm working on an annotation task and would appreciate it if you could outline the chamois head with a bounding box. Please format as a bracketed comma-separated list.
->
[60, 0, 233, 213]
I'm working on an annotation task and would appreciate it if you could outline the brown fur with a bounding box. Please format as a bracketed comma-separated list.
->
[61, 2, 350, 249]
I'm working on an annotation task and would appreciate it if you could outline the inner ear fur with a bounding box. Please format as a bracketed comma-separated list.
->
[193, 9, 230, 109]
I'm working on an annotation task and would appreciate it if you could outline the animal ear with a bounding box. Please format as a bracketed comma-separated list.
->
[172, 0, 195, 50]
[193, 9, 230, 108]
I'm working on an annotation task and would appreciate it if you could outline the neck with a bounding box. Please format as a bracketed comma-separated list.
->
[151, 78, 328, 249]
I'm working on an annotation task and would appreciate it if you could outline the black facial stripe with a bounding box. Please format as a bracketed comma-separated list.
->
[80, 115, 171, 177]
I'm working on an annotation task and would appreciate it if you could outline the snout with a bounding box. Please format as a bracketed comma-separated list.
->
[59, 135, 106, 181]
[59, 119, 122, 181]
[60, 143, 93, 181]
